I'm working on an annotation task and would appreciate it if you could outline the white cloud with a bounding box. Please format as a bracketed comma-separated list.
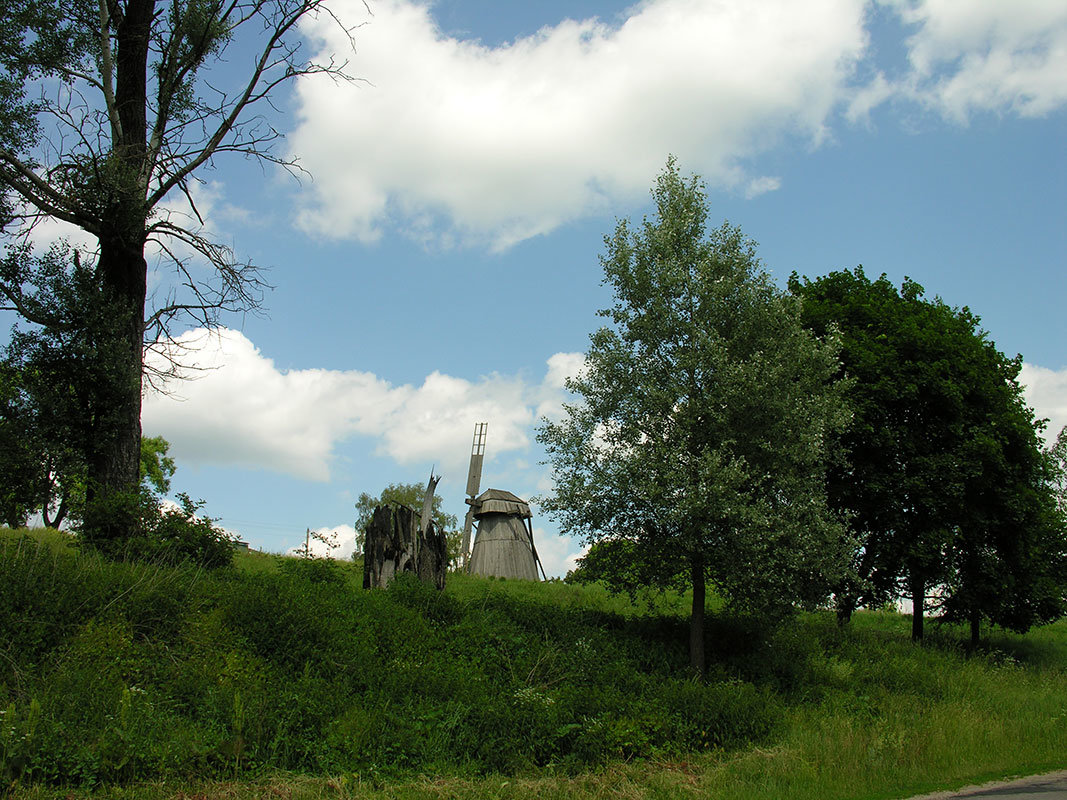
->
[20, 213, 99, 256]
[291, 0, 868, 248]
[536, 351, 584, 421]
[531, 526, 586, 579]
[883, 0, 1067, 121]
[142, 327, 581, 482]
[744, 176, 782, 199]
[1020, 362, 1067, 443]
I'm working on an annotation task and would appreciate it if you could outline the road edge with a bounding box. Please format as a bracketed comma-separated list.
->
[902, 768, 1067, 799]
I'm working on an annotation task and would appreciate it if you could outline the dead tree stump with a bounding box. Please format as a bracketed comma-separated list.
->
[363, 503, 448, 590]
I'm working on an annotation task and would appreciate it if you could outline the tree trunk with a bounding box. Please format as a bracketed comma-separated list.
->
[82, 237, 147, 544]
[690, 553, 706, 678]
[969, 608, 981, 649]
[81, 0, 153, 544]
[836, 594, 856, 626]
[910, 571, 925, 641]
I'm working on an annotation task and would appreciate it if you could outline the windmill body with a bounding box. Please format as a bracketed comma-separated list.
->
[461, 423, 544, 581]
[467, 489, 540, 580]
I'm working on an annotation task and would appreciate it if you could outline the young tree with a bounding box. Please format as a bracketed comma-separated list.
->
[538, 160, 853, 676]
[790, 268, 1066, 641]
[0, 0, 355, 544]
[355, 482, 462, 565]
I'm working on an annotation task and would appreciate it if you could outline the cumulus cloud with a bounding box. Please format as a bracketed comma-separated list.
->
[1020, 363, 1067, 442]
[142, 328, 581, 482]
[531, 526, 586, 579]
[291, 0, 868, 249]
[881, 0, 1067, 121]
[536, 352, 584, 421]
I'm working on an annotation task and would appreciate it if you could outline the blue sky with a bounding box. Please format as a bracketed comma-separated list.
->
[25, 0, 1067, 573]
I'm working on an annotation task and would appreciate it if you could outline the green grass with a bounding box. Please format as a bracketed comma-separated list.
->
[2, 526, 1066, 799]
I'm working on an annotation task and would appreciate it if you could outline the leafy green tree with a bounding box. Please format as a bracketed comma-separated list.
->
[1049, 427, 1067, 517]
[538, 160, 854, 676]
[0, 0, 352, 544]
[2, 243, 174, 528]
[563, 539, 646, 588]
[355, 482, 462, 565]
[941, 364, 1066, 645]
[790, 268, 1065, 641]
[139, 436, 176, 497]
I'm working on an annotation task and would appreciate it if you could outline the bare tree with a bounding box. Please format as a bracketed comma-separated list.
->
[0, 0, 358, 541]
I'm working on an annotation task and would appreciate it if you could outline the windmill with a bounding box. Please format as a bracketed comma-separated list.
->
[460, 422, 545, 581]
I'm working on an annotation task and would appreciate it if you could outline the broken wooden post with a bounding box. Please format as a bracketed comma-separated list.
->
[363, 502, 448, 590]
[420, 470, 441, 537]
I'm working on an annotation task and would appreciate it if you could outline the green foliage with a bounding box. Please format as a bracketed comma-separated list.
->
[538, 159, 853, 672]
[2, 533, 1067, 798]
[0, 531, 788, 788]
[277, 555, 346, 585]
[565, 539, 646, 589]
[1049, 427, 1067, 517]
[0, 243, 178, 530]
[84, 492, 234, 569]
[0, 361, 40, 527]
[138, 437, 175, 497]
[790, 268, 1066, 640]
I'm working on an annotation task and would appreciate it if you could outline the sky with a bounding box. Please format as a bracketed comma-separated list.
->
[14, 0, 1067, 574]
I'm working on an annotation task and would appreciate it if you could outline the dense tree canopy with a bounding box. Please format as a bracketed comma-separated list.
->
[1, 242, 175, 528]
[790, 268, 1066, 642]
[539, 160, 853, 676]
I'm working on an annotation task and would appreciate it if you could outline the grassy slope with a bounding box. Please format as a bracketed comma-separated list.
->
[2, 527, 1065, 800]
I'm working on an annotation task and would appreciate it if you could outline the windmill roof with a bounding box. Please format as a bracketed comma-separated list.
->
[473, 488, 532, 518]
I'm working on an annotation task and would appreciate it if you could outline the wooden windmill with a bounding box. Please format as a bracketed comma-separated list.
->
[460, 423, 545, 580]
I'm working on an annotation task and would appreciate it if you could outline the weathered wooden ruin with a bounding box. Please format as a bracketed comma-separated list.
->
[362, 473, 448, 590]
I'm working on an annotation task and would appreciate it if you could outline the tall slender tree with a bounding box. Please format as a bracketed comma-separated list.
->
[539, 159, 853, 676]
[0, 0, 355, 543]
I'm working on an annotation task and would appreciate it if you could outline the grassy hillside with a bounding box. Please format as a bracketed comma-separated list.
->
[2, 527, 1065, 799]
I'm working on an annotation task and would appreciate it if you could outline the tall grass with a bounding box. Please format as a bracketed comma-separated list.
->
[3, 527, 1066, 799]
[0, 529, 776, 789]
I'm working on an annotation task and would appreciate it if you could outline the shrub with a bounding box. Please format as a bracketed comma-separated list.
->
[278, 555, 347, 584]
[85, 492, 234, 568]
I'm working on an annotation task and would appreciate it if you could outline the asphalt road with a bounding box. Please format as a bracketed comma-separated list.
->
[904, 771, 1067, 799]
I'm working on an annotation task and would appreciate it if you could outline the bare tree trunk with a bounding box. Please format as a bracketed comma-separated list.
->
[690, 552, 706, 678]
[969, 608, 981, 649]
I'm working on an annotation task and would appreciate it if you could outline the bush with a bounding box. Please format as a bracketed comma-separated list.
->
[278, 555, 347, 585]
[84, 492, 234, 569]
[145, 494, 234, 568]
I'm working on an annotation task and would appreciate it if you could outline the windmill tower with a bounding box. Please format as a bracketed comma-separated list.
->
[460, 423, 545, 581]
